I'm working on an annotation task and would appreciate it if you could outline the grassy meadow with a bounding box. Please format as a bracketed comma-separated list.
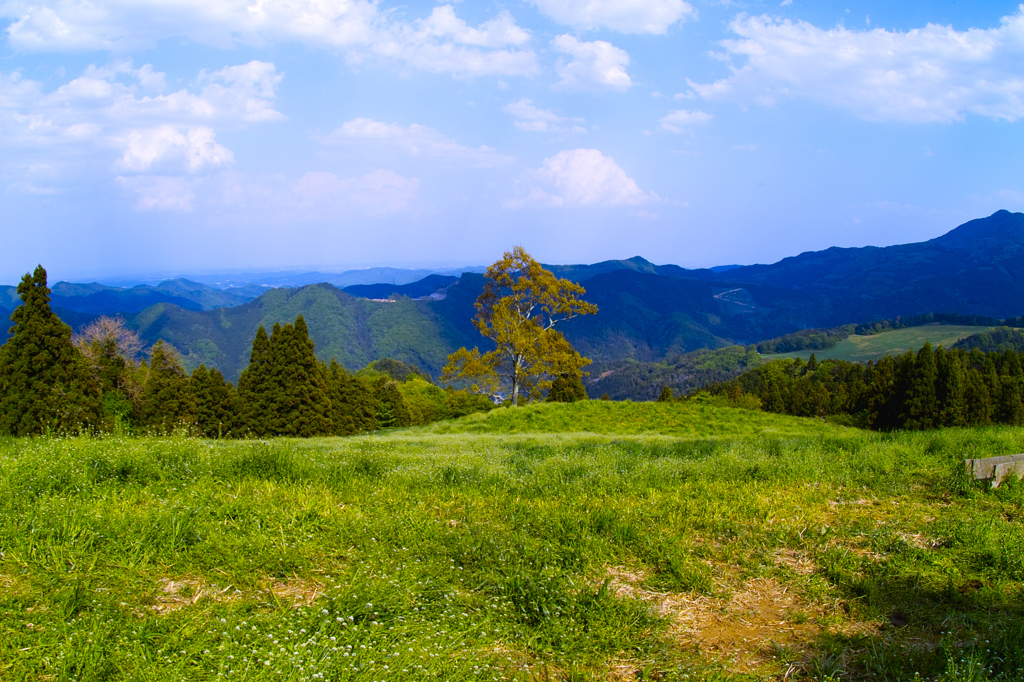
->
[761, 325, 997, 363]
[2, 402, 1024, 680]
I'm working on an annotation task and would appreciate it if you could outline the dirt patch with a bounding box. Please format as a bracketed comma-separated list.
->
[773, 549, 816, 575]
[152, 577, 239, 614]
[267, 578, 324, 606]
[605, 565, 875, 675]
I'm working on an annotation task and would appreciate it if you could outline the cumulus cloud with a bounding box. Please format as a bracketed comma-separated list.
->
[506, 148, 656, 208]
[529, 0, 695, 34]
[0, 1, 538, 78]
[551, 35, 632, 91]
[688, 9, 1024, 123]
[0, 60, 281, 177]
[317, 117, 515, 167]
[659, 109, 712, 133]
[502, 99, 586, 134]
[117, 126, 234, 172]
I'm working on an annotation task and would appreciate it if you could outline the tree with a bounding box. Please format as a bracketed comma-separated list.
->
[139, 340, 195, 432]
[549, 372, 588, 403]
[441, 246, 597, 404]
[656, 385, 674, 403]
[903, 342, 939, 430]
[324, 360, 378, 435]
[263, 316, 333, 437]
[0, 265, 100, 435]
[238, 326, 272, 436]
[191, 365, 237, 437]
[373, 376, 411, 428]
[74, 315, 146, 429]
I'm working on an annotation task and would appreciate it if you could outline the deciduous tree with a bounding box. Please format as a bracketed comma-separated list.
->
[441, 246, 597, 404]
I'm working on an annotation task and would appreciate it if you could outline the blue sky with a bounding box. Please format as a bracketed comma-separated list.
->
[2, 0, 1023, 283]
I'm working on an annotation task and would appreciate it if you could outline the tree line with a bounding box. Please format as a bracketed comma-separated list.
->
[704, 342, 1024, 430]
[0, 266, 491, 437]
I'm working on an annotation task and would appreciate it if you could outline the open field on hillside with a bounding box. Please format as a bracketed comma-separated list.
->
[1, 404, 1023, 680]
[762, 325, 997, 363]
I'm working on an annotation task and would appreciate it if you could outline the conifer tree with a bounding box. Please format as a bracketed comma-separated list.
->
[139, 340, 195, 432]
[655, 385, 674, 403]
[548, 372, 588, 402]
[192, 365, 237, 437]
[903, 342, 939, 430]
[374, 376, 411, 428]
[0, 265, 100, 435]
[264, 316, 333, 437]
[963, 369, 993, 425]
[997, 350, 1024, 425]
[324, 360, 378, 435]
[936, 348, 967, 427]
[238, 326, 272, 436]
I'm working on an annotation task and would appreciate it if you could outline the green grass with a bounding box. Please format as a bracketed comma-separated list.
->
[1, 403, 1023, 680]
[422, 398, 842, 437]
[762, 324, 997, 363]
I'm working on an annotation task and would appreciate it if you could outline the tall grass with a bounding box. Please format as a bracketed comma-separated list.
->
[0, 411, 1022, 679]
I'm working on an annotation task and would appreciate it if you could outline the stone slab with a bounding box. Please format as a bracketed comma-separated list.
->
[964, 454, 1024, 488]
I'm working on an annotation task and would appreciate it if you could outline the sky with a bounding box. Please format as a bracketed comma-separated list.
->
[2, 0, 1023, 284]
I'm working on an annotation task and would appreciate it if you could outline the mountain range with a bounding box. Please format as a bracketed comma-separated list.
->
[3, 210, 1023, 386]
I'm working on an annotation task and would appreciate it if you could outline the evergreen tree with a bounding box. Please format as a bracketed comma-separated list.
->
[139, 340, 195, 432]
[192, 365, 237, 437]
[936, 348, 966, 427]
[324, 360, 378, 435]
[655, 385, 674, 403]
[0, 265, 100, 435]
[963, 369, 993, 425]
[806, 353, 819, 373]
[264, 316, 333, 437]
[903, 342, 939, 430]
[997, 350, 1024, 425]
[238, 326, 272, 436]
[374, 376, 411, 428]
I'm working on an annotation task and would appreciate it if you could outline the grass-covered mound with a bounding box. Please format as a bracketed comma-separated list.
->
[2, 423, 1024, 679]
[423, 398, 842, 437]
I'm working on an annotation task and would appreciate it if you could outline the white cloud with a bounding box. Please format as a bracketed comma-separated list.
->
[551, 35, 632, 92]
[502, 98, 586, 134]
[659, 109, 712, 132]
[0, 60, 281, 176]
[688, 9, 1024, 123]
[117, 175, 196, 211]
[317, 118, 514, 168]
[1, 1, 538, 78]
[529, 0, 695, 34]
[506, 148, 656, 208]
[117, 126, 234, 172]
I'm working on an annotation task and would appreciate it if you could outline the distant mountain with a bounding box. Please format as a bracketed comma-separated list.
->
[698, 210, 1024, 321]
[0, 278, 261, 320]
[6, 210, 1024, 394]
[343, 275, 459, 300]
[177, 266, 485, 290]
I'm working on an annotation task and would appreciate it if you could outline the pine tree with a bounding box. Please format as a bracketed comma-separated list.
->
[139, 340, 195, 433]
[903, 342, 939, 430]
[374, 376, 411, 428]
[997, 350, 1024, 425]
[238, 326, 272, 436]
[264, 316, 333, 437]
[547, 371, 587, 402]
[0, 265, 100, 435]
[192, 365, 237, 437]
[324, 360, 378, 435]
[936, 348, 967, 427]
[963, 369, 993, 425]
[806, 353, 819, 373]
[655, 385, 674, 403]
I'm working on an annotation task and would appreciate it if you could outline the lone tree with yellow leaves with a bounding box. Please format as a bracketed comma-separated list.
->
[441, 246, 597, 404]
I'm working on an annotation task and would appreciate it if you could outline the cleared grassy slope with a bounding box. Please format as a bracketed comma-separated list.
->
[422, 399, 843, 437]
[762, 324, 997, 362]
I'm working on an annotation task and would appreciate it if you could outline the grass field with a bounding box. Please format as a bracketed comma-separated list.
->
[762, 325, 997, 363]
[1, 402, 1023, 680]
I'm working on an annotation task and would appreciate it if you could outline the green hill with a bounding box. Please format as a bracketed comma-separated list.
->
[423, 399, 842, 437]
[761, 324, 997, 362]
